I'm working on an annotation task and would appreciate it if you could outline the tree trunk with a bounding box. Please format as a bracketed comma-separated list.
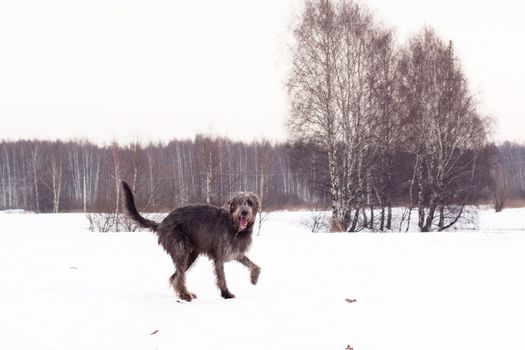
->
[379, 207, 385, 231]
[51, 157, 62, 213]
[422, 195, 437, 232]
[31, 146, 40, 213]
[417, 156, 426, 231]
[328, 146, 343, 231]
[349, 206, 360, 232]
[438, 203, 445, 229]
[82, 171, 87, 212]
[147, 152, 156, 208]
[366, 169, 373, 230]
[386, 198, 392, 230]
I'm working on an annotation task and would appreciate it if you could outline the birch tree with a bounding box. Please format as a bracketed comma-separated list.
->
[255, 140, 273, 235]
[41, 141, 64, 213]
[367, 28, 400, 230]
[288, 0, 346, 231]
[399, 28, 489, 231]
[288, 0, 385, 231]
[30, 144, 40, 212]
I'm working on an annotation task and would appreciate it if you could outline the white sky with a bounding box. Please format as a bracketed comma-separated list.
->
[0, 0, 523, 145]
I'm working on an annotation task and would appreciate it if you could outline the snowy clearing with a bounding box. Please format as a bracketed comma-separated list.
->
[1, 209, 525, 350]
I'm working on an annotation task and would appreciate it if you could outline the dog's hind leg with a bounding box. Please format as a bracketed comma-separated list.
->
[212, 259, 235, 299]
[236, 256, 261, 285]
[169, 248, 198, 301]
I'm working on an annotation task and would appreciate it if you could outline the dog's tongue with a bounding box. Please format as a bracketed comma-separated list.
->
[239, 217, 248, 229]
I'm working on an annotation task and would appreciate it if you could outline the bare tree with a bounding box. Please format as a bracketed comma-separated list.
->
[1, 144, 14, 208]
[492, 160, 510, 212]
[255, 140, 275, 235]
[336, 1, 378, 232]
[29, 144, 40, 212]
[367, 28, 401, 231]
[398, 28, 489, 231]
[288, 0, 345, 230]
[195, 134, 221, 205]
[41, 141, 64, 213]
[68, 141, 101, 212]
[288, 0, 390, 232]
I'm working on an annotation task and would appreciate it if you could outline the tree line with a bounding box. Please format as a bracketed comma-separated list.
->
[0, 137, 327, 214]
[0, 137, 522, 227]
[491, 142, 525, 211]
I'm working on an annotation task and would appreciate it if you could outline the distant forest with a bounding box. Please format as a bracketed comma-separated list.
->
[0, 137, 523, 215]
[0, 137, 323, 214]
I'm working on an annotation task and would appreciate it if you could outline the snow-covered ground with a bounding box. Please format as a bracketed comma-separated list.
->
[1, 208, 525, 350]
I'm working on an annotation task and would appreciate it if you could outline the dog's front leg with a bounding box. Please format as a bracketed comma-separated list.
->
[213, 259, 235, 299]
[237, 256, 261, 285]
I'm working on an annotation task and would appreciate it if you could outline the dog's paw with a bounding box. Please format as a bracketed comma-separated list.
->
[250, 267, 261, 285]
[178, 291, 195, 302]
[221, 291, 236, 299]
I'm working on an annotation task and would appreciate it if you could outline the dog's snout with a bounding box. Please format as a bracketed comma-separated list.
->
[241, 210, 248, 216]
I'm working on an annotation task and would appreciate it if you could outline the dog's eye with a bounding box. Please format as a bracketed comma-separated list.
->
[246, 200, 253, 207]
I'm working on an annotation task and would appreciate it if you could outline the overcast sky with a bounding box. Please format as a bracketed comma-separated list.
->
[0, 0, 523, 145]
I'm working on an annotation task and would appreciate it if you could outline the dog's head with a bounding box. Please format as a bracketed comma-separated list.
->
[226, 192, 260, 232]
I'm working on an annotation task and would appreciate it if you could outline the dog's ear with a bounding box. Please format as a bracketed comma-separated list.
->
[249, 193, 260, 213]
[225, 196, 237, 213]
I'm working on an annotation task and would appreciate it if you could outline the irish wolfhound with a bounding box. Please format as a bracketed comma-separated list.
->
[121, 181, 261, 301]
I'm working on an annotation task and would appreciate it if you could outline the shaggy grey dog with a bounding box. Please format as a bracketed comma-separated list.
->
[121, 181, 261, 301]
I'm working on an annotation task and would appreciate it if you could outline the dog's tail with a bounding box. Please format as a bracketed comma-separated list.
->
[121, 181, 159, 231]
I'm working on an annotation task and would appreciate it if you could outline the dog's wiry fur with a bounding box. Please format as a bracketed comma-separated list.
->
[121, 181, 261, 301]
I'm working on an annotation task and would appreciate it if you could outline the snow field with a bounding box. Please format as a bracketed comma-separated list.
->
[1, 210, 525, 350]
